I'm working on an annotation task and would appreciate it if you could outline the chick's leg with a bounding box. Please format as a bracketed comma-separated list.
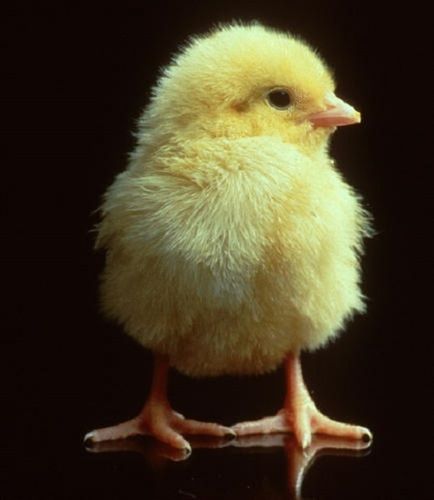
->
[232, 353, 372, 449]
[84, 355, 234, 452]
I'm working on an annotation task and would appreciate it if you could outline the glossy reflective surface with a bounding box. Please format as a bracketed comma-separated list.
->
[86, 434, 372, 499]
[5, 357, 426, 499]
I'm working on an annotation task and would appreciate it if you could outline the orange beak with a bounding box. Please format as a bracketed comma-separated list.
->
[308, 92, 361, 128]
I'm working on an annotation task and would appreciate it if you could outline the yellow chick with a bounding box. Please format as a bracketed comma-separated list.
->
[85, 22, 372, 452]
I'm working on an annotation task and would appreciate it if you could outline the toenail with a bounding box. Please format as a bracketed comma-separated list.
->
[83, 432, 95, 444]
[362, 433, 371, 443]
[224, 430, 236, 438]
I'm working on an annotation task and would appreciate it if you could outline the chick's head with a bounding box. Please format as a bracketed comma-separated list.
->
[143, 23, 360, 156]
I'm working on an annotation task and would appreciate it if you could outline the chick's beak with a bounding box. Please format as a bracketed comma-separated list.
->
[308, 92, 361, 128]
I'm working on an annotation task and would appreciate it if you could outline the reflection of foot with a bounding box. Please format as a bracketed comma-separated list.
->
[235, 433, 371, 500]
[232, 353, 372, 449]
[84, 404, 235, 453]
[86, 432, 371, 497]
[85, 436, 191, 463]
[286, 434, 371, 499]
[233, 433, 370, 454]
[85, 433, 236, 463]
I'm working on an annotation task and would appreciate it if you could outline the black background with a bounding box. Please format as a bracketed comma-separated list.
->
[3, 3, 431, 499]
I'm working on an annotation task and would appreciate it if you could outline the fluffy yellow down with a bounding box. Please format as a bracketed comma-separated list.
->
[96, 23, 372, 377]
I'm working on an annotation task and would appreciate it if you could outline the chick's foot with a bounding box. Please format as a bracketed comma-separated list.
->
[232, 353, 372, 449]
[84, 355, 234, 452]
[232, 412, 292, 436]
[232, 404, 371, 450]
[84, 403, 234, 452]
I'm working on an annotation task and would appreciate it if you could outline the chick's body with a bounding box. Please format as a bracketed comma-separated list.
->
[98, 136, 366, 377]
[88, 23, 372, 451]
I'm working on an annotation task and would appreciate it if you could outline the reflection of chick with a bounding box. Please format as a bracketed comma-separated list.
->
[85, 23, 372, 452]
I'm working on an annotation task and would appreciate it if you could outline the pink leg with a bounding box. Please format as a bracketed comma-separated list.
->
[84, 355, 235, 452]
[232, 352, 372, 449]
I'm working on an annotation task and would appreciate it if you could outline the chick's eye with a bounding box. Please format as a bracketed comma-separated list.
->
[267, 89, 291, 109]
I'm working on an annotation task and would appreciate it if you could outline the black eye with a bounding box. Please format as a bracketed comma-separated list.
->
[267, 89, 291, 109]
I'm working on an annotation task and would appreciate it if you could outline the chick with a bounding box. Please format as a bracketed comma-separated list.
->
[85, 23, 372, 452]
